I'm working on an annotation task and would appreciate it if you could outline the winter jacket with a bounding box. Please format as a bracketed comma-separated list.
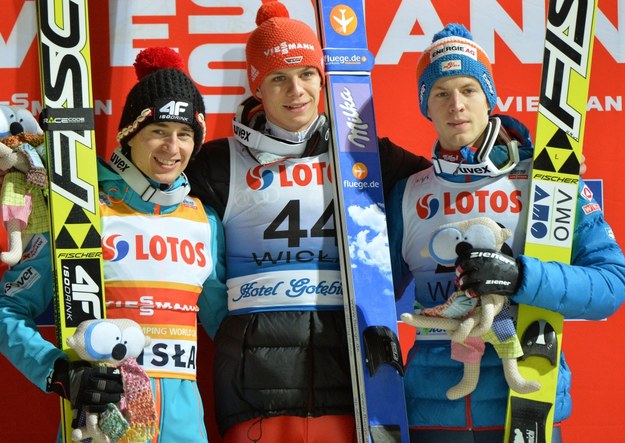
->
[187, 97, 431, 434]
[387, 115, 625, 430]
[0, 158, 227, 442]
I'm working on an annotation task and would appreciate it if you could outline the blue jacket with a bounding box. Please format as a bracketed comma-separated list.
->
[0, 158, 228, 442]
[387, 116, 625, 429]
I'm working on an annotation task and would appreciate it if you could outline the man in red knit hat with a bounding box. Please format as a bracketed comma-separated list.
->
[187, 1, 430, 441]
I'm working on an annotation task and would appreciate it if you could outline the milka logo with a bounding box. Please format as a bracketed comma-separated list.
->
[159, 100, 188, 117]
[339, 87, 370, 148]
[264, 41, 316, 56]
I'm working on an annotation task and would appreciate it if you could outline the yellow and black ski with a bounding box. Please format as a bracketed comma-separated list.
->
[505, 1, 597, 442]
[35, 1, 105, 440]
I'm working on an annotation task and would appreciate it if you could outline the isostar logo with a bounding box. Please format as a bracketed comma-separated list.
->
[102, 234, 130, 261]
[330, 5, 358, 36]
[540, 0, 593, 140]
[416, 194, 439, 219]
[528, 183, 575, 246]
[415, 190, 523, 219]
[102, 234, 207, 266]
[339, 87, 370, 148]
[246, 162, 332, 190]
[39, 0, 96, 214]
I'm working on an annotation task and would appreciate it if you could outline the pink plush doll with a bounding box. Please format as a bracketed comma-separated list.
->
[0, 105, 48, 265]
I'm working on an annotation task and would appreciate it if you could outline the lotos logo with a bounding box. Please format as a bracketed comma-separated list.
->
[246, 165, 274, 190]
[416, 194, 439, 219]
[352, 162, 368, 180]
[330, 5, 358, 36]
[102, 234, 130, 262]
[444, 190, 522, 215]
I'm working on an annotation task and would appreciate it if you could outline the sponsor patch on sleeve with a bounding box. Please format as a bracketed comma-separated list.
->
[582, 202, 601, 215]
[581, 184, 594, 201]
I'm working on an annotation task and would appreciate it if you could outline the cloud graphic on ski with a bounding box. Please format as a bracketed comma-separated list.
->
[347, 203, 392, 281]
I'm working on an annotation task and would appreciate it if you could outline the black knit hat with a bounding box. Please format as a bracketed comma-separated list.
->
[116, 47, 206, 155]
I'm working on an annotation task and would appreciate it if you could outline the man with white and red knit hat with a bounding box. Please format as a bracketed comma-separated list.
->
[386, 23, 625, 443]
[186, 1, 430, 441]
[0, 47, 227, 442]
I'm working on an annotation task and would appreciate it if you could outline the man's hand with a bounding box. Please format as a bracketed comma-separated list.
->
[456, 248, 521, 297]
[48, 359, 123, 413]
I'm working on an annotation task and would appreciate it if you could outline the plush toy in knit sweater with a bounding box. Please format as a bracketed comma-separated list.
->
[401, 217, 540, 399]
[66, 319, 156, 443]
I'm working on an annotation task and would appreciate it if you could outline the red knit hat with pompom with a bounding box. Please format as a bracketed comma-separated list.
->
[117, 47, 206, 155]
[246, 0, 324, 98]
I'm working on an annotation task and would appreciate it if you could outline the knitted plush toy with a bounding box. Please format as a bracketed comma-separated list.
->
[0, 105, 48, 265]
[66, 319, 157, 443]
[401, 217, 540, 399]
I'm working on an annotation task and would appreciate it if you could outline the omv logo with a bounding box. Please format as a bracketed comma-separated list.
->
[102, 234, 130, 262]
[416, 194, 439, 219]
[246, 165, 273, 190]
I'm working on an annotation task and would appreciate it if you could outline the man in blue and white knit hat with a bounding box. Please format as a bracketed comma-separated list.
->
[385, 23, 625, 443]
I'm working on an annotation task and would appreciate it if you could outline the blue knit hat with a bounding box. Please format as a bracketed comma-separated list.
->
[416, 23, 496, 118]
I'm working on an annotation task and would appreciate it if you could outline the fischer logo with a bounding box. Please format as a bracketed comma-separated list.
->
[39, 0, 96, 213]
[339, 87, 370, 148]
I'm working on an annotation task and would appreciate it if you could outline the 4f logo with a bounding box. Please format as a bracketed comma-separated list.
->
[159, 100, 189, 116]
[155, 99, 192, 123]
[61, 259, 104, 327]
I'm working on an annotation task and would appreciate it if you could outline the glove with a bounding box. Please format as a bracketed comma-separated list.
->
[47, 359, 123, 413]
[456, 248, 521, 297]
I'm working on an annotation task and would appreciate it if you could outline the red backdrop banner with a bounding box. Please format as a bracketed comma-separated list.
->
[1, 1, 623, 441]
